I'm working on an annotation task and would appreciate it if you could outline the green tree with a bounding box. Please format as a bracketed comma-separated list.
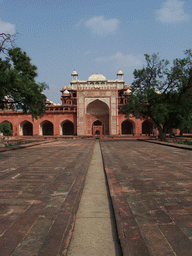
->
[0, 47, 48, 118]
[122, 50, 192, 141]
[0, 122, 13, 136]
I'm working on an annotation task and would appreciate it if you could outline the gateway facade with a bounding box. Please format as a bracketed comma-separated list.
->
[0, 71, 158, 137]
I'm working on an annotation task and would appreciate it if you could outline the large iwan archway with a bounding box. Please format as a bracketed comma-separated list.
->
[86, 100, 109, 135]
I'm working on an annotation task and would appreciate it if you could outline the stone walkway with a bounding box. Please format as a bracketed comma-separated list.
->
[67, 141, 122, 255]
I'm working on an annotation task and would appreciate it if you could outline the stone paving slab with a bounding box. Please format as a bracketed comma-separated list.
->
[0, 140, 94, 256]
[100, 140, 192, 256]
[0, 139, 57, 153]
[140, 139, 192, 151]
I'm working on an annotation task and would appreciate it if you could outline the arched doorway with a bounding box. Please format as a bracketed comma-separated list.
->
[40, 121, 53, 135]
[86, 100, 109, 135]
[142, 120, 153, 135]
[92, 120, 103, 138]
[95, 130, 100, 138]
[62, 120, 74, 135]
[121, 120, 134, 134]
[93, 120, 102, 126]
[20, 121, 33, 136]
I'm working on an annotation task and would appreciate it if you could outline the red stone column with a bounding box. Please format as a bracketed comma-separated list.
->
[33, 120, 40, 136]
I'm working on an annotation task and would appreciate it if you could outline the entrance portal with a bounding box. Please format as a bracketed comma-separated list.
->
[86, 100, 109, 135]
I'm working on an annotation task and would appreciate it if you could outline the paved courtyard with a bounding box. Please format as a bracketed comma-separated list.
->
[101, 140, 192, 256]
[0, 140, 94, 256]
[0, 139, 192, 255]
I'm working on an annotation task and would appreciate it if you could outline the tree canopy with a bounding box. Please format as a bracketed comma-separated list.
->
[0, 122, 13, 136]
[0, 47, 48, 118]
[122, 50, 192, 141]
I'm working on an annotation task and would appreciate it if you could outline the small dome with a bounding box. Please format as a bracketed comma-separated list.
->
[64, 89, 70, 94]
[71, 70, 78, 76]
[88, 74, 106, 81]
[117, 70, 124, 76]
[124, 89, 132, 95]
[62, 85, 67, 90]
[67, 85, 72, 89]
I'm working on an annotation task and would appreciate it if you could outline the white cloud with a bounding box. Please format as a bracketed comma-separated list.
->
[0, 20, 16, 34]
[96, 52, 143, 68]
[84, 16, 119, 36]
[156, 0, 190, 23]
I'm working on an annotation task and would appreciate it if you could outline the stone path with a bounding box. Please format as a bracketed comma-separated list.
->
[67, 141, 122, 255]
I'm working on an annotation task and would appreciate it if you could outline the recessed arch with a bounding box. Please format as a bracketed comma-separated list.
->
[40, 120, 53, 135]
[86, 99, 109, 115]
[93, 120, 102, 126]
[142, 120, 153, 135]
[19, 120, 33, 136]
[121, 120, 134, 134]
[61, 120, 74, 135]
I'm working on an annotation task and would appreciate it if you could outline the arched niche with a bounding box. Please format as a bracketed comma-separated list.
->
[93, 120, 102, 126]
[19, 120, 33, 136]
[142, 120, 153, 135]
[121, 120, 134, 134]
[61, 120, 74, 135]
[40, 120, 53, 135]
[86, 99, 109, 115]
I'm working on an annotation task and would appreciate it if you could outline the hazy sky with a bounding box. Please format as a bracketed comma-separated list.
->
[1, 0, 192, 103]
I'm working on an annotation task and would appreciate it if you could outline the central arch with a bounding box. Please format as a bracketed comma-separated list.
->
[86, 99, 109, 115]
[86, 100, 109, 136]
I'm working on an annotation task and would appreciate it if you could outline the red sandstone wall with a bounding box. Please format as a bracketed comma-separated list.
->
[0, 112, 77, 136]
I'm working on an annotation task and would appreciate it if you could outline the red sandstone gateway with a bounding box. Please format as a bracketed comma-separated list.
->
[0, 71, 180, 137]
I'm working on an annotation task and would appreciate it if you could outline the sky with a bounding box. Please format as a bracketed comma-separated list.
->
[0, 0, 192, 104]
